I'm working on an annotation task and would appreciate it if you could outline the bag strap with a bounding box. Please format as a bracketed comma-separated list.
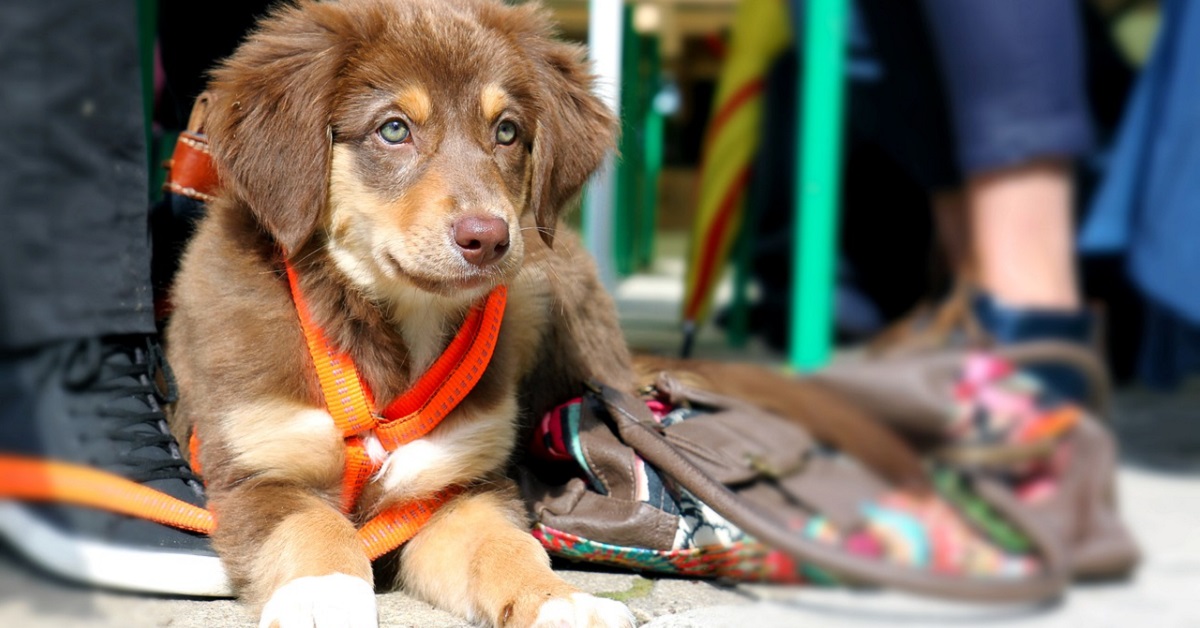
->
[993, 341, 1112, 417]
[588, 380, 1072, 604]
[812, 340, 1111, 437]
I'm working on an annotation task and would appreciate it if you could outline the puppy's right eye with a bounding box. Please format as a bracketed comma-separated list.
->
[378, 120, 411, 144]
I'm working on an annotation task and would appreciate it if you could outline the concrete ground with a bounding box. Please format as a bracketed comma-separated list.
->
[2, 264, 1198, 627]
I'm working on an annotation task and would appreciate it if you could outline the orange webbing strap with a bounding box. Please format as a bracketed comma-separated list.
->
[283, 258, 504, 556]
[340, 437, 375, 513]
[284, 262, 377, 439]
[374, 286, 508, 450]
[0, 455, 215, 534]
[356, 486, 463, 560]
[188, 431, 203, 476]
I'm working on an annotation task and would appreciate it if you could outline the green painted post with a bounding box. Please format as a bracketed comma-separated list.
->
[613, 5, 640, 276]
[791, 0, 847, 371]
[639, 104, 663, 270]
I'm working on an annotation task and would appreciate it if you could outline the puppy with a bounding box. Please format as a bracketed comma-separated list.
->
[167, 0, 635, 625]
[167, 0, 931, 624]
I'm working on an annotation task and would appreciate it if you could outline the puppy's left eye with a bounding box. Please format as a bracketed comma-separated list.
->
[495, 120, 518, 146]
[378, 119, 411, 144]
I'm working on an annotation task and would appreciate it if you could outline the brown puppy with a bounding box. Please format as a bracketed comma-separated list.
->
[167, 0, 634, 626]
[167, 0, 930, 624]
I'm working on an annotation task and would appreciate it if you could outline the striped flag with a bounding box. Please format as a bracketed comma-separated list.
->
[682, 0, 793, 326]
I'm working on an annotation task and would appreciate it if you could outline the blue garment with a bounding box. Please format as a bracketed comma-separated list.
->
[920, 0, 1094, 175]
[1081, 0, 1200, 385]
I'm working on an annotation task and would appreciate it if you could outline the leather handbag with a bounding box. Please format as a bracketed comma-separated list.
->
[519, 346, 1139, 603]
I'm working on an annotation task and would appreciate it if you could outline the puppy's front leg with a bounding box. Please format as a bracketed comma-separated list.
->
[213, 484, 377, 628]
[400, 490, 634, 628]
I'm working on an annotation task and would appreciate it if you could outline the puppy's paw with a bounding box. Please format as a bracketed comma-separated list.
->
[258, 573, 377, 628]
[531, 592, 636, 628]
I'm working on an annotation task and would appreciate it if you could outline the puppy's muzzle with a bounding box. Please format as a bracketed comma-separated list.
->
[453, 215, 510, 267]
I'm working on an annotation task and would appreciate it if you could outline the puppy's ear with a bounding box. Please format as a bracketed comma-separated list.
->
[511, 9, 618, 247]
[204, 2, 345, 255]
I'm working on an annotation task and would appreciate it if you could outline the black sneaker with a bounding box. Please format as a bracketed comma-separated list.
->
[0, 334, 231, 597]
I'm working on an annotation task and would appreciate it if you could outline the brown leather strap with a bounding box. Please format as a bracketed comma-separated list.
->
[993, 341, 1111, 417]
[164, 132, 219, 202]
[592, 381, 1070, 604]
[813, 340, 1111, 436]
[164, 92, 219, 202]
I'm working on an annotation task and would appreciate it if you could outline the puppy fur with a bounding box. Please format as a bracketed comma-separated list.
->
[168, 0, 923, 625]
[167, 0, 633, 625]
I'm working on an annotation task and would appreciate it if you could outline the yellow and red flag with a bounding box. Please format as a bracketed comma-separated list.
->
[682, 0, 793, 325]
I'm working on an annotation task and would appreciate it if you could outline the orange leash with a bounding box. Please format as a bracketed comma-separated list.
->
[0, 455, 215, 534]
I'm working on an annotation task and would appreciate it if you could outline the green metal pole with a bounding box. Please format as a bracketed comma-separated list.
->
[613, 5, 640, 276]
[636, 40, 663, 272]
[639, 104, 663, 270]
[791, 0, 847, 371]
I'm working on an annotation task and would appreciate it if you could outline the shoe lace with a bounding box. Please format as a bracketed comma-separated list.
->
[63, 335, 202, 487]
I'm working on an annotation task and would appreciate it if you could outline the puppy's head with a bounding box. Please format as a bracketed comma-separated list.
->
[206, 0, 615, 299]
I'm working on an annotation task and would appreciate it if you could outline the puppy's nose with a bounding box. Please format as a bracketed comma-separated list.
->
[453, 215, 510, 266]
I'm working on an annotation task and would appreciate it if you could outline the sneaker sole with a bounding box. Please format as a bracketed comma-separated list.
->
[0, 501, 233, 598]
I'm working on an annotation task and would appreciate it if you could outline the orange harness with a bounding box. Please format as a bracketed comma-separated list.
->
[283, 262, 508, 558]
[0, 263, 507, 562]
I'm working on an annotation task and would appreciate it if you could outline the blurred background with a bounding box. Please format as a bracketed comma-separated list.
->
[531, 0, 1169, 377]
[520, 0, 1200, 468]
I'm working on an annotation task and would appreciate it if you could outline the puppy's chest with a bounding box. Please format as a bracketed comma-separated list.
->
[395, 307, 456, 382]
[352, 313, 520, 501]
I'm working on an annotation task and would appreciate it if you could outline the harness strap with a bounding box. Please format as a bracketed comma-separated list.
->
[374, 286, 508, 449]
[341, 437, 376, 514]
[358, 486, 464, 560]
[284, 262, 377, 438]
[284, 259, 507, 554]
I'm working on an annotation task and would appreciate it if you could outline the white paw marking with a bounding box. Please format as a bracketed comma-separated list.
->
[258, 573, 377, 628]
[532, 592, 636, 628]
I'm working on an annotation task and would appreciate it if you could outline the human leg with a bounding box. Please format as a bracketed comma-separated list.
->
[914, 0, 1097, 398]
[0, 0, 227, 596]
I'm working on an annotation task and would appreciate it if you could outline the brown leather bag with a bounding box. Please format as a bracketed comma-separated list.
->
[812, 341, 1139, 581]
[520, 346, 1138, 603]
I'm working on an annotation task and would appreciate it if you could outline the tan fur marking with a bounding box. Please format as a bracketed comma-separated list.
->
[505, 261, 553, 378]
[395, 85, 433, 125]
[401, 491, 576, 625]
[245, 501, 373, 607]
[219, 402, 343, 488]
[480, 83, 510, 122]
